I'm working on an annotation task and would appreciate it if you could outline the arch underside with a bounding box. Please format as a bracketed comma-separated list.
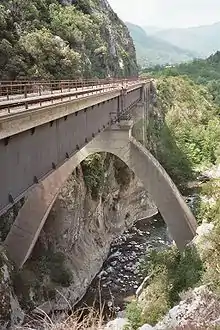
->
[4, 123, 197, 268]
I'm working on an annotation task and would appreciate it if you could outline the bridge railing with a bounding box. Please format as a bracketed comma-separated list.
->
[0, 77, 146, 101]
[0, 78, 147, 114]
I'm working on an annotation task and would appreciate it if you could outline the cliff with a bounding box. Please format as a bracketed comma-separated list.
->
[0, 0, 138, 79]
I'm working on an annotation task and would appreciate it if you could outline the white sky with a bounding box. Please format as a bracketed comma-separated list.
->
[108, 0, 220, 28]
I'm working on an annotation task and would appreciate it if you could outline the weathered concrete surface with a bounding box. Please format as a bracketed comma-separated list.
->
[5, 115, 197, 268]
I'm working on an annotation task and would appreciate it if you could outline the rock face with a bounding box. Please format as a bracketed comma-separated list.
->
[113, 286, 220, 330]
[15, 155, 156, 313]
[104, 318, 128, 330]
[155, 286, 220, 329]
[0, 248, 24, 329]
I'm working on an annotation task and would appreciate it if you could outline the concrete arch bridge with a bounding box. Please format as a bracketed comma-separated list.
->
[0, 78, 197, 268]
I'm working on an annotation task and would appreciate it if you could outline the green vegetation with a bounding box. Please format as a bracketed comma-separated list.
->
[14, 250, 73, 311]
[202, 221, 220, 293]
[143, 51, 220, 106]
[0, 0, 137, 79]
[81, 154, 106, 200]
[148, 76, 220, 188]
[125, 246, 203, 328]
[142, 246, 203, 305]
[126, 22, 196, 68]
[195, 179, 220, 224]
[126, 55, 220, 328]
[125, 301, 143, 330]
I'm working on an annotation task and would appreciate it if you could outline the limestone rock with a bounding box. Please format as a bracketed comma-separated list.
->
[193, 222, 214, 258]
[0, 248, 24, 329]
[104, 318, 128, 330]
[155, 285, 220, 329]
[138, 325, 154, 330]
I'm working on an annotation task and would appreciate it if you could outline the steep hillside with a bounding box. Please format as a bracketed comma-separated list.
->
[0, 0, 137, 80]
[151, 77, 220, 172]
[126, 22, 196, 67]
[124, 76, 220, 329]
[153, 22, 220, 57]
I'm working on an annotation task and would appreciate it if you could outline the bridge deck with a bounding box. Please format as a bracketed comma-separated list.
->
[0, 85, 112, 115]
[0, 79, 148, 216]
[0, 81, 142, 115]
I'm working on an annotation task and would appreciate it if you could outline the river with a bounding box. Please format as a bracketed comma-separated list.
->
[77, 214, 172, 318]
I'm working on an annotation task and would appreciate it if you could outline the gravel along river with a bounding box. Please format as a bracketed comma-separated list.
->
[78, 215, 172, 317]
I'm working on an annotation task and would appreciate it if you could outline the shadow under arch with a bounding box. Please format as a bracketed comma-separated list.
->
[5, 121, 197, 268]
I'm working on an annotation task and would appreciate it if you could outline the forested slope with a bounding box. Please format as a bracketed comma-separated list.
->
[143, 51, 220, 106]
[0, 0, 138, 80]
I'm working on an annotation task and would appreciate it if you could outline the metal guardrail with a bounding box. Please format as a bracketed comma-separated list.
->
[0, 77, 144, 100]
[0, 78, 147, 114]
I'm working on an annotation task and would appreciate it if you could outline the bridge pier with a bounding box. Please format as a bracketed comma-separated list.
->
[4, 116, 197, 268]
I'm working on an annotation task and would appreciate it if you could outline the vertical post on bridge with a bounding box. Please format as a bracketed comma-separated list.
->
[118, 85, 126, 121]
[141, 83, 148, 148]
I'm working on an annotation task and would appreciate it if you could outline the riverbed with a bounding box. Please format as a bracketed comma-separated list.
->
[78, 215, 171, 317]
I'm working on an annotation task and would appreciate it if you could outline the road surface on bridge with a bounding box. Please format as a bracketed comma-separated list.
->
[0, 78, 144, 115]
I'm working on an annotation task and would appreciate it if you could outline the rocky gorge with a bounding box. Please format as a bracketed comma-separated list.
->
[0, 153, 157, 329]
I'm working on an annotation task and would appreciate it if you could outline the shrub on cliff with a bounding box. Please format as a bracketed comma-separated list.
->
[81, 154, 106, 200]
[148, 76, 220, 187]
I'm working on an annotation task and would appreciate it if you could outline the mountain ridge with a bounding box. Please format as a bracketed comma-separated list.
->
[126, 22, 197, 67]
[150, 21, 220, 57]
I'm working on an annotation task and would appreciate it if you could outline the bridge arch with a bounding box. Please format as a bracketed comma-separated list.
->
[4, 119, 197, 269]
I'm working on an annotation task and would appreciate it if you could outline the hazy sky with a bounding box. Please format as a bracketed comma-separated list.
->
[108, 0, 220, 29]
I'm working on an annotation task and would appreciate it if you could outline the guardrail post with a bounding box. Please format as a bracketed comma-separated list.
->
[24, 85, 27, 98]
[118, 86, 126, 119]
[141, 83, 149, 147]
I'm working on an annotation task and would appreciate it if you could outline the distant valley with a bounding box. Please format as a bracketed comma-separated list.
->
[149, 22, 220, 58]
[126, 21, 220, 67]
[126, 22, 198, 67]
